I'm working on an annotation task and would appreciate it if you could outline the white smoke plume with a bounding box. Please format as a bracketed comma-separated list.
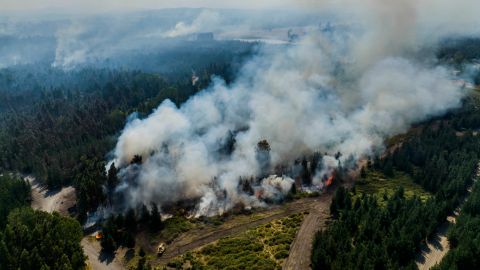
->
[163, 9, 221, 38]
[52, 17, 148, 69]
[53, 22, 90, 69]
[108, 1, 477, 215]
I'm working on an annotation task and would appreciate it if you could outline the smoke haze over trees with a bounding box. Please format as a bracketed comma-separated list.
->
[0, 0, 479, 221]
[312, 114, 480, 269]
[107, 1, 480, 216]
[1, 1, 480, 270]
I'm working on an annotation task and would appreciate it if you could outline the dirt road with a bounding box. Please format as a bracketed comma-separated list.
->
[282, 194, 332, 270]
[81, 236, 125, 270]
[26, 175, 334, 270]
[28, 177, 125, 270]
[282, 159, 369, 270]
[415, 163, 479, 270]
[415, 217, 454, 270]
[28, 176, 76, 215]
[153, 196, 330, 266]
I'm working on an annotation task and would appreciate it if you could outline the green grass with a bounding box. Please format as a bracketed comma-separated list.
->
[167, 213, 305, 270]
[469, 87, 480, 105]
[126, 251, 155, 270]
[292, 191, 320, 200]
[157, 216, 196, 243]
[354, 170, 430, 206]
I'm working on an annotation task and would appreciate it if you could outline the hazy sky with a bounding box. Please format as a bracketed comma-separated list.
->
[0, 0, 307, 13]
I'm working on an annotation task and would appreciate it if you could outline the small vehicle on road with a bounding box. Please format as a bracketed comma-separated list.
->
[157, 242, 166, 256]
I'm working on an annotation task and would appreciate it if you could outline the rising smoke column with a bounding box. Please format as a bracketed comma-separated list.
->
[163, 9, 222, 38]
[109, 1, 473, 215]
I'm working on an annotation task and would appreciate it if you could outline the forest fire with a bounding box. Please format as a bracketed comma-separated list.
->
[106, 0, 466, 217]
[325, 174, 334, 187]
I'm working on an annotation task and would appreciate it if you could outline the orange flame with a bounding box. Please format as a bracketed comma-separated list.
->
[326, 175, 334, 187]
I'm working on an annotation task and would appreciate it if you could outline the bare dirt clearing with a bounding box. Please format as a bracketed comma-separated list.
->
[28, 176, 76, 215]
[28, 177, 125, 270]
[81, 235, 125, 270]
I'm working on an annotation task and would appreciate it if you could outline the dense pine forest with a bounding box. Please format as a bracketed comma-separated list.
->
[308, 36, 480, 270]
[0, 175, 85, 270]
[0, 41, 254, 222]
[0, 208, 85, 270]
[0, 175, 30, 227]
[0, 4, 480, 268]
[0, 40, 254, 269]
[312, 96, 480, 269]
[0, 67, 227, 189]
[435, 181, 480, 269]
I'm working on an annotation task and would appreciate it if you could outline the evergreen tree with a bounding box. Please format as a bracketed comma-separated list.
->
[139, 204, 151, 224]
[107, 162, 118, 189]
[1, 208, 85, 270]
[125, 208, 137, 232]
[383, 158, 394, 177]
[149, 203, 162, 231]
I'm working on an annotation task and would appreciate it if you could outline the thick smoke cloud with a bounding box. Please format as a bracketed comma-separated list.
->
[0, 0, 298, 13]
[108, 1, 475, 215]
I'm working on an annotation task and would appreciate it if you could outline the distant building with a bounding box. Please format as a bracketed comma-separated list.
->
[196, 32, 214, 41]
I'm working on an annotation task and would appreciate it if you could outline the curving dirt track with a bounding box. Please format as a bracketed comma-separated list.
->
[282, 161, 364, 270]
[282, 194, 332, 270]
[415, 219, 453, 270]
[415, 163, 480, 270]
